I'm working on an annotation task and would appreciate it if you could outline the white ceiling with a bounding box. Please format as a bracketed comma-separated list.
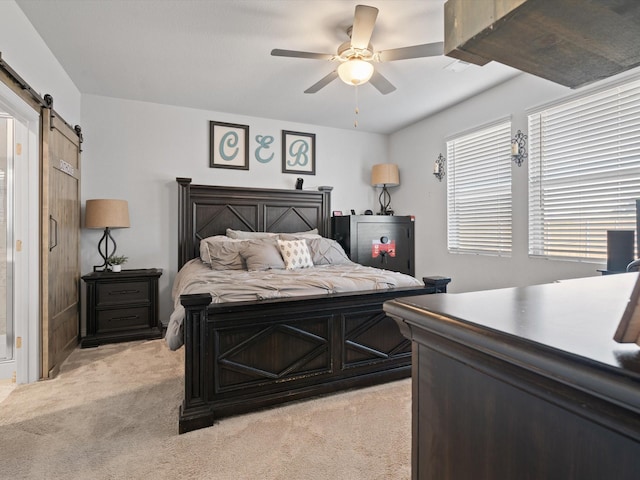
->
[16, 0, 521, 134]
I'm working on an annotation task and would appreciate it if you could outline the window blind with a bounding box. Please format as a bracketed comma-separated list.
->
[529, 78, 640, 261]
[447, 121, 512, 256]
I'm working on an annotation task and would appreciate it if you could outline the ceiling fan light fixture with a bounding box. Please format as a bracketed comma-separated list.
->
[272, 4, 442, 95]
[338, 58, 374, 86]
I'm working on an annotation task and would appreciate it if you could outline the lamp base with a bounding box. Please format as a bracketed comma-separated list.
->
[93, 227, 118, 272]
[378, 186, 394, 215]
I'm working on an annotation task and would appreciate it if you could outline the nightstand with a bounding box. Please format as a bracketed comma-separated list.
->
[81, 268, 162, 348]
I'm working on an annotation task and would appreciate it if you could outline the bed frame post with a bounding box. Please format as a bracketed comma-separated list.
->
[177, 177, 192, 270]
[317, 186, 332, 236]
[179, 292, 214, 434]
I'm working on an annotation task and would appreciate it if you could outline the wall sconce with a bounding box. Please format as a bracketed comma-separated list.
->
[511, 130, 528, 167]
[433, 154, 446, 182]
[85, 199, 130, 271]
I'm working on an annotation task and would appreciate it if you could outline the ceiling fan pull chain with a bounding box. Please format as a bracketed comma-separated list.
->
[354, 85, 359, 128]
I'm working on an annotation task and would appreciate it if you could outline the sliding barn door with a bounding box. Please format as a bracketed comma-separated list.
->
[41, 108, 81, 378]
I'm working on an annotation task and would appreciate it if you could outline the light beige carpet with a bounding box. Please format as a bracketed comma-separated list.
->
[0, 378, 15, 403]
[0, 340, 411, 480]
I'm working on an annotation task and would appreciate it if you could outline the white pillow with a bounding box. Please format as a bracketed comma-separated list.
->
[226, 228, 278, 240]
[278, 229, 322, 240]
[277, 239, 313, 270]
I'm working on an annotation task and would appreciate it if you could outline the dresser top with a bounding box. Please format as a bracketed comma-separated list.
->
[387, 273, 640, 372]
[385, 273, 640, 412]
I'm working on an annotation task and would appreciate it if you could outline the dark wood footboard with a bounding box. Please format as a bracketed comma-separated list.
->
[179, 285, 435, 433]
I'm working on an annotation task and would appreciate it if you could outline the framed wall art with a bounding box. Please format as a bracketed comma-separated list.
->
[282, 130, 316, 175]
[210, 121, 249, 170]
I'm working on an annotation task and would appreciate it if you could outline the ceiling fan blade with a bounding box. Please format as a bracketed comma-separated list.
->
[378, 42, 444, 62]
[271, 49, 333, 60]
[350, 5, 378, 50]
[304, 70, 339, 94]
[369, 70, 396, 95]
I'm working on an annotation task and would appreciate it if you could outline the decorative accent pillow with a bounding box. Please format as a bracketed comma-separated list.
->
[277, 239, 314, 270]
[306, 238, 352, 265]
[199, 236, 247, 270]
[240, 239, 286, 271]
[226, 228, 278, 240]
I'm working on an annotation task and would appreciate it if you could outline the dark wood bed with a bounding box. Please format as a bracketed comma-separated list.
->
[175, 178, 441, 433]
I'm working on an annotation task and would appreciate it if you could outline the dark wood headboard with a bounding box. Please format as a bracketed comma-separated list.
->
[177, 178, 333, 269]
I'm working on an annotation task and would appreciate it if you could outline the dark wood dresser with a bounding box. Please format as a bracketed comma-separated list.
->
[332, 215, 415, 276]
[81, 268, 162, 348]
[385, 274, 640, 480]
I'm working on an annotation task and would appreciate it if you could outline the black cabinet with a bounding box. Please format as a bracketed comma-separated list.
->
[81, 268, 162, 347]
[332, 215, 415, 276]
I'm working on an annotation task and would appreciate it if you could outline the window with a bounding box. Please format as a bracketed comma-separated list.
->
[447, 120, 512, 256]
[529, 77, 640, 261]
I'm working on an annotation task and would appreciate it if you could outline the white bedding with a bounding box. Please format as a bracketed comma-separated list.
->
[165, 258, 423, 350]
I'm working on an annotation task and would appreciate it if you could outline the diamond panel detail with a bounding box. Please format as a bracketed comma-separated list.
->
[344, 312, 411, 365]
[219, 323, 329, 380]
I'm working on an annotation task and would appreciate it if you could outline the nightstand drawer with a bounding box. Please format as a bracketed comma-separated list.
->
[97, 281, 149, 306]
[96, 307, 150, 333]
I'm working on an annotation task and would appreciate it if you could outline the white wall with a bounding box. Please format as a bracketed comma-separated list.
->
[0, 1, 81, 125]
[80, 94, 390, 324]
[390, 72, 625, 293]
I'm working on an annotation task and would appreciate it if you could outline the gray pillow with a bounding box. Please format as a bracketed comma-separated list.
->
[306, 238, 352, 265]
[240, 239, 286, 271]
[200, 236, 247, 270]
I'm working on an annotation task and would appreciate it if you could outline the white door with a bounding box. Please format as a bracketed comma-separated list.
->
[0, 114, 13, 377]
[0, 83, 40, 383]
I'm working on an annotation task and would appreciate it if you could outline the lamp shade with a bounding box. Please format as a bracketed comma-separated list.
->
[371, 164, 400, 187]
[85, 199, 130, 229]
[338, 58, 374, 86]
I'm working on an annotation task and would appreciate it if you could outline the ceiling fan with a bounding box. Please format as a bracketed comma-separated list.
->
[271, 4, 443, 95]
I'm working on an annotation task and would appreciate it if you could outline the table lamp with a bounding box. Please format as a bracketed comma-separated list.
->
[371, 163, 400, 215]
[85, 199, 130, 271]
